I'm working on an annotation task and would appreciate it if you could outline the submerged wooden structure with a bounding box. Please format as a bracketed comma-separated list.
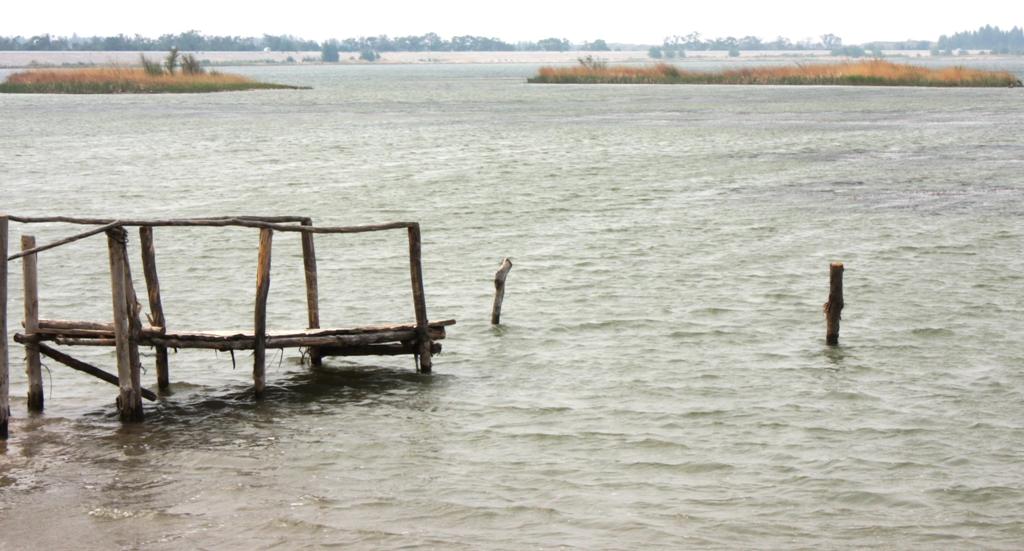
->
[0, 214, 453, 437]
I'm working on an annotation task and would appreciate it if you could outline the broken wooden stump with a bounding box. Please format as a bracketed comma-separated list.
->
[824, 262, 844, 345]
[491, 257, 513, 325]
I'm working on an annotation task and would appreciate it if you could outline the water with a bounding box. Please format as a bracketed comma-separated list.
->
[2, 61, 1024, 549]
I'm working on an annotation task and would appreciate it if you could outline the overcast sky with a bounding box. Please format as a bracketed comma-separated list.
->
[2, 1, 1019, 44]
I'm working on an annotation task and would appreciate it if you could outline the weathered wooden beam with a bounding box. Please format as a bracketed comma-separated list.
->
[139, 227, 169, 391]
[253, 228, 273, 398]
[37, 319, 116, 331]
[300, 219, 321, 367]
[9, 216, 414, 235]
[6, 221, 121, 261]
[31, 341, 157, 401]
[0, 215, 9, 439]
[107, 228, 143, 422]
[825, 262, 845, 345]
[491, 257, 513, 325]
[319, 341, 442, 357]
[9, 215, 309, 225]
[407, 223, 432, 373]
[21, 235, 43, 412]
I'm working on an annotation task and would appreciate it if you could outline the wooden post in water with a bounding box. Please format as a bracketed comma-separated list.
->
[491, 257, 513, 325]
[120, 247, 145, 404]
[21, 235, 43, 412]
[407, 224, 432, 373]
[300, 219, 321, 367]
[825, 262, 844, 345]
[0, 215, 10, 439]
[254, 228, 273, 397]
[139, 227, 170, 391]
[107, 227, 143, 422]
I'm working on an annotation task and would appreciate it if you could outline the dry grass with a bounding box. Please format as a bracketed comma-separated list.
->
[0, 66, 307, 93]
[529, 60, 1023, 87]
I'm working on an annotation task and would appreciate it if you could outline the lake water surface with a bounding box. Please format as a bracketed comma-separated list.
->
[2, 61, 1023, 549]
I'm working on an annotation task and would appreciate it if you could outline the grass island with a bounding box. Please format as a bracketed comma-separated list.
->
[0, 50, 306, 93]
[529, 59, 1023, 87]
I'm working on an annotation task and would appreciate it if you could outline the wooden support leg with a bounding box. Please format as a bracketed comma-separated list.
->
[21, 235, 43, 412]
[825, 262, 845, 345]
[107, 228, 143, 422]
[300, 220, 321, 367]
[121, 249, 145, 407]
[407, 224, 432, 373]
[139, 227, 169, 391]
[254, 228, 273, 398]
[1, 215, 10, 439]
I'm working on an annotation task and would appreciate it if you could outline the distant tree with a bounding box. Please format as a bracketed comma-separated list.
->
[585, 39, 610, 51]
[728, 46, 740, 57]
[321, 40, 340, 62]
[359, 49, 380, 62]
[648, 46, 663, 59]
[820, 33, 842, 49]
[537, 37, 571, 51]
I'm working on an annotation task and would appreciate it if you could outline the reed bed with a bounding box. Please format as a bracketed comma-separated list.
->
[529, 60, 1023, 87]
[0, 66, 306, 93]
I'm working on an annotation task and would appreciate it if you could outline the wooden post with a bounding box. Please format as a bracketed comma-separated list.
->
[254, 228, 273, 398]
[21, 235, 43, 412]
[120, 247, 145, 404]
[407, 224, 432, 373]
[300, 219, 321, 367]
[107, 228, 143, 422]
[491, 257, 513, 325]
[825, 262, 844, 345]
[0, 215, 9, 439]
[139, 227, 169, 391]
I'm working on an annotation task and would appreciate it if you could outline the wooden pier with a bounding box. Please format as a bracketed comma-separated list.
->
[0, 214, 453, 435]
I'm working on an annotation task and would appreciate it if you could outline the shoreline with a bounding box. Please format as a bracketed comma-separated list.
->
[3, 49, 1007, 69]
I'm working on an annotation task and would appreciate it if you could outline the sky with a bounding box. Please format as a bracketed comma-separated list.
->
[2, 1, 1020, 45]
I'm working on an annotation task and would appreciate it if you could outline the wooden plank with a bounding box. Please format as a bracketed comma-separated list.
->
[107, 228, 143, 422]
[300, 219, 321, 367]
[491, 257, 513, 325]
[0, 215, 9, 439]
[253, 228, 273, 398]
[33, 342, 157, 401]
[407, 223, 432, 373]
[139, 227, 169, 391]
[825, 262, 845, 345]
[21, 235, 43, 412]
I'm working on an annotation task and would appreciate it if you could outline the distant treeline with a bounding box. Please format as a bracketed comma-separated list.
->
[2, 26, 1021, 54]
[0, 31, 584, 53]
[937, 25, 1024, 54]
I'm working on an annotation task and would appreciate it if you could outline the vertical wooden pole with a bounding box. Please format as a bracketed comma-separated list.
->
[0, 216, 10, 439]
[139, 227, 169, 391]
[407, 224, 432, 373]
[254, 228, 273, 398]
[491, 257, 513, 325]
[107, 228, 143, 422]
[21, 235, 43, 412]
[825, 262, 844, 345]
[120, 247, 145, 404]
[300, 219, 321, 367]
